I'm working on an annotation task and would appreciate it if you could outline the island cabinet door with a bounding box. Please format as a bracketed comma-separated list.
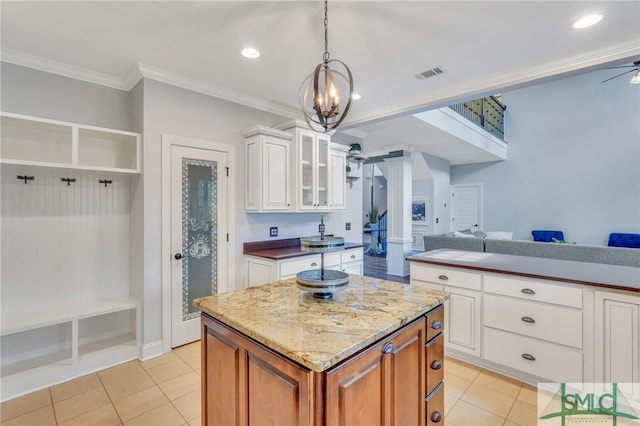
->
[201, 314, 315, 426]
[324, 317, 426, 426]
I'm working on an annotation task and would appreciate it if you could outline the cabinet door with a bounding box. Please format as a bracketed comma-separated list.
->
[445, 287, 481, 356]
[595, 291, 640, 401]
[202, 314, 314, 426]
[325, 317, 425, 426]
[315, 134, 330, 208]
[298, 129, 316, 210]
[329, 149, 346, 209]
[245, 256, 276, 287]
[342, 262, 363, 276]
[262, 136, 291, 210]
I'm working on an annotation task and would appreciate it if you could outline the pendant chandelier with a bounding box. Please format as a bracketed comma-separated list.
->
[299, 0, 354, 133]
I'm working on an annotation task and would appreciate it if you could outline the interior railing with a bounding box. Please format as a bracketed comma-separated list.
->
[449, 96, 507, 140]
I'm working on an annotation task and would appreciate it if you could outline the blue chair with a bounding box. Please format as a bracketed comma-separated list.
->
[532, 230, 564, 242]
[608, 233, 640, 248]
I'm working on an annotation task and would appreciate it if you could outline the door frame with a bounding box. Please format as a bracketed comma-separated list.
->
[161, 134, 236, 353]
[450, 183, 483, 232]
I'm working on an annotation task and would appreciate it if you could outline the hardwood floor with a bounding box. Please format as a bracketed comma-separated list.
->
[362, 253, 411, 284]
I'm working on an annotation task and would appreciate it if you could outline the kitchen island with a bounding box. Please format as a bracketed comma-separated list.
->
[194, 274, 448, 426]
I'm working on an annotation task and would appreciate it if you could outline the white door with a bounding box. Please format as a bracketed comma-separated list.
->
[171, 145, 228, 347]
[451, 184, 482, 232]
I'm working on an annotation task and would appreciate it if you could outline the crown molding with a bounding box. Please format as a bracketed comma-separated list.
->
[1, 49, 299, 118]
[135, 62, 298, 118]
[1, 48, 128, 90]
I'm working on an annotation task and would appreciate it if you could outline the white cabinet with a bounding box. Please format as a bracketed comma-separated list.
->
[245, 247, 364, 287]
[482, 274, 585, 383]
[293, 126, 331, 211]
[410, 264, 482, 356]
[329, 143, 349, 210]
[0, 112, 140, 173]
[595, 290, 640, 402]
[242, 125, 292, 212]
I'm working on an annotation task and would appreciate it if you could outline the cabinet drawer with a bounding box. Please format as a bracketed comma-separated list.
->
[425, 333, 444, 396]
[411, 265, 481, 291]
[425, 382, 444, 426]
[341, 248, 363, 264]
[484, 275, 582, 308]
[483, 327, 583, 383]
[484, 294, 582, 348]
[425, 305, 444, 341]
[279, 255, 321, 278]
[412, 280, 444, 293]
[323, 252, 341, 268]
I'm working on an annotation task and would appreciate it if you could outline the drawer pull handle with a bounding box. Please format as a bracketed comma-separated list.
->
[431, 411, 442, 423]
[521, 288, 536, 295]
[350, 254, 356, 259]
[521, 353, 536, 361]
[310, 262, 318, 267]
[431, 320, 442, 330]
[382, 342, 395, 354]
[521, 316, 536, 323]
[431, 360, 442, 370]
[438, 275, 449, 281]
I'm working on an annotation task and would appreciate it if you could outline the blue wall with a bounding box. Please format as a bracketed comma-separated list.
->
[451, 68, 640, 246]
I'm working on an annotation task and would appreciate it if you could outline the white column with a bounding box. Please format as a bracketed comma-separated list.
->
[383, 155, 413, 276]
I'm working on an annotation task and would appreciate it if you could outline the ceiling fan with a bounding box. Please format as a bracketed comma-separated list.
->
[601, 60, 640, 84]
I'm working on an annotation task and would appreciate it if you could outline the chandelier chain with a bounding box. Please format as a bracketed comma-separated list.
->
[323, 0, 329, 62]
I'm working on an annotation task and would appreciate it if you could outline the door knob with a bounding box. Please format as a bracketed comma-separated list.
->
[174, 253, 183, 260]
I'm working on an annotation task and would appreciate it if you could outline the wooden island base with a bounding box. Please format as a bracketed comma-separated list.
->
[202, 305, 445, 426]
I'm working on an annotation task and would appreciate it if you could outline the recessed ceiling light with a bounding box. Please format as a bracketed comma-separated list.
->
[241, 48, 260, 59]
[351, 93, 361, 100]
[573, 14, 603, 29]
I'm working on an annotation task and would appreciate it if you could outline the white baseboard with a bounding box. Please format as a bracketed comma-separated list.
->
[140, 340, 164, 361]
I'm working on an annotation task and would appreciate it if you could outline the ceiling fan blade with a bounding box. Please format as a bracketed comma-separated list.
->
[601, 68, 638, 83]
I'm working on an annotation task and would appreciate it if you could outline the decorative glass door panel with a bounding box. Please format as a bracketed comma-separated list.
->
[181, 159, 217, 321]
[300, 132, 314, 208]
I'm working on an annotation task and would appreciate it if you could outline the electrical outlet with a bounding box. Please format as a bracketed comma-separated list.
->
[345, 222, 351, 231]
[436, 218, 439, 224]
[269, 227, 278, 237]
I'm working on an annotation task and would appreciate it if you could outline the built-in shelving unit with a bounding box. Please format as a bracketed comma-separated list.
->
[0, 112, 141, 402]
[0, 112, 140, 173]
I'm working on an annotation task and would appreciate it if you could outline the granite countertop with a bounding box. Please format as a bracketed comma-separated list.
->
[408, 249, 640, 292]
[194, 275, 447, 372]
[243, 237, 365, 260]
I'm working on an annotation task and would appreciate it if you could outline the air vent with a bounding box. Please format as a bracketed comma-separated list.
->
[415, 67, 444, 80]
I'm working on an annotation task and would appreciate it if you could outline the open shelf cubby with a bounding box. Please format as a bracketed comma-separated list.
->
[0, 112, 140, 174]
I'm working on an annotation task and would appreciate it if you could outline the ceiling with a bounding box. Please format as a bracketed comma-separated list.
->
[2, 1, 639, 163]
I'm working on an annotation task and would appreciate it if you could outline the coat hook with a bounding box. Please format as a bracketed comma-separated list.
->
[99, 179, 112, 187]
[61, 178, 76, 186]
[17, 175, 35, 184]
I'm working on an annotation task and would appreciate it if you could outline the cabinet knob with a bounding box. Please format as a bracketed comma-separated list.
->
[521, 353, 536, 361]
[311, 262, 318, 267]
[431, 320, 442, 330]
[174, 253, 183, 260]
[521, 316, 536, 323]
[431, 411, 442, 423]
[381, 342, 395, 354]
[430, 360, 442, 370]
[351, 255, 356, 259]
[438, 275, 449, 281]
[521, 288, 536, 295]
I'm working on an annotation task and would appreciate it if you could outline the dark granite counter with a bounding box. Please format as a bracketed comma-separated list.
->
[408, 249, 639, 292]
[244, 237, 364, 260]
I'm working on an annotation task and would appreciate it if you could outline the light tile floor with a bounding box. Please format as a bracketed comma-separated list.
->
[1, 342, 538, 426]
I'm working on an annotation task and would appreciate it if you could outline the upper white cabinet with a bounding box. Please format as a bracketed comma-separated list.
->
[329, 143, 349, 210]
[242, 125, 293, 212]
[292, 126, 331, 211]
[0, 112, 140, 173]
